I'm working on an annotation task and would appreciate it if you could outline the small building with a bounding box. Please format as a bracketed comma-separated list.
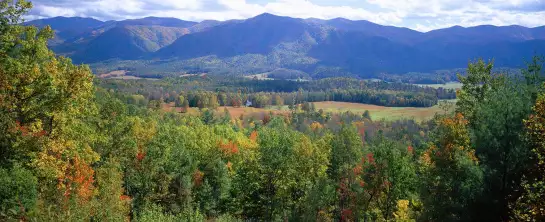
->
[245, 100, 253, 107]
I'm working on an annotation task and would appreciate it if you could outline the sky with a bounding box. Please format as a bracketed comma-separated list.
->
[26, 0, 545, 32]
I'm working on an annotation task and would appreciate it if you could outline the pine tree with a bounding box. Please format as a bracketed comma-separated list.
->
[512, 89, 545, 221]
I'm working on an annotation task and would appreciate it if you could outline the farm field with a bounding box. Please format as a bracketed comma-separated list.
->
[109, 76, 160, 80]
[163, 101, 455, 122]
[312, 101, 455, 121]
[417, 82, 463, 89]
[98, 69, 160, 80]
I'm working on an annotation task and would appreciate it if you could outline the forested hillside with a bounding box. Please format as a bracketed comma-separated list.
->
[27, 12, 545, 81]
[38, 17, 197, 62]
[24, 16, 104, 45]
[2, 1, 545, 222]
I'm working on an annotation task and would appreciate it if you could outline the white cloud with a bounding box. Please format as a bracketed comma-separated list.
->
[27, 0, 545, 31]
[34, 5, 77, 18]
[150, 0, 202, 10]
[365, 0, 545, 31]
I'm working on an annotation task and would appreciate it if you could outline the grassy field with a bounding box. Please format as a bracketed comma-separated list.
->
[417, 82, 463, 90]
[207, 106, 289, 119]
[98, 70, 128, 78]
[163, 100, 456, 122]
[98, 69, 160, 80]
[312, 101, 455, 122]
[109, 76, 160, 80]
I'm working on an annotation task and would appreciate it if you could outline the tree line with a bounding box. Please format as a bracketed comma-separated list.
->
[97, 73, 456, 109]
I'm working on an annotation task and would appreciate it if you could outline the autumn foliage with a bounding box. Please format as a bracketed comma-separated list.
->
[193, 170, 204, 187]
[218, 140, 239, 156]
[58, 157, 96, 203]
[1, 4, 545, 221]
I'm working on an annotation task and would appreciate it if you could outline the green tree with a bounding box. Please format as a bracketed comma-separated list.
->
[470, 76, 534, 220]
[327, 125, 363, 220]
[218, 92, 228, 106]
[238, 125, 329, 220]
[209, 93, 220, 109]
[363, 110, 371, 120]
[201, 109, 215, 124]
[455, 58, 543, 220]
[1, 1, 99, 220]
[182, 99, 190, 113]
[253, 94, 270, 108]
[176, 94, 185, 107]
[512, 88, 545, 221]
[273, 94, 284, 106]
[420, 113, 483, 222]
[358, 138, 417, 221]
[0, 164, 37, 220]
[94, 159, 131, 221]
[456, 59, 493, 124]
[522, 56, 545, 101]
[328, 124, 363, 181]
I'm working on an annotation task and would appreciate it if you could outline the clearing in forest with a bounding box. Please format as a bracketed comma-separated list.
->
[312, 101, 455, 121]
[163, 101, 455, 122]
[416, 82, 463, 90]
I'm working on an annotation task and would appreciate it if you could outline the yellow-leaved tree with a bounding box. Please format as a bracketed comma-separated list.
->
[0, 0, 121, 220]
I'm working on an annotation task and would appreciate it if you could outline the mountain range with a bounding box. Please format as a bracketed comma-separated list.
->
[25, 14, 545, 78]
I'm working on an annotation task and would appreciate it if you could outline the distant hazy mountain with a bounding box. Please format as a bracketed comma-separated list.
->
[115, 17, 197, 28]
[27, 14, 545, 77]
[70, 25, 191, 63]
[311, 17, 423, 45]
[24, 17, 104, 45]
[155, 13, 329, 59]
[29, 17, 200, 62]
[423, 25, 545, 44]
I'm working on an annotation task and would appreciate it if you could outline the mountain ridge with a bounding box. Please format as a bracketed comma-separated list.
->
[26, 13, 545, 78]
[27, 13, 545, 37]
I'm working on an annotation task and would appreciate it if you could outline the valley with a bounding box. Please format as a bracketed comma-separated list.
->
[3, 1, 545, 221]
[161, 97, 455, 122]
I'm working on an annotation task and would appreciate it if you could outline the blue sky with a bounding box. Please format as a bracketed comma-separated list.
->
[27, 0, 545, 31]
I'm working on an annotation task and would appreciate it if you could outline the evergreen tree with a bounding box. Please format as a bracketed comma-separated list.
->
[512, 86, 545, 220]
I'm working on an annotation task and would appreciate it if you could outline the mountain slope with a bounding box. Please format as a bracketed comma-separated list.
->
[309, 31, 444, 74]
[155, 13, 329, 59]
[29, 14, 545, 77]
[150, 14, 335, 76]
[116, 17, 197, 27]
[155, 13, 545, 76]
[48, 17, 198, 63]
[423, 25, 545, 44]
[24, 17, 104, 45]
[315, 18, 423, 45]
[71, 25, 190, 63]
